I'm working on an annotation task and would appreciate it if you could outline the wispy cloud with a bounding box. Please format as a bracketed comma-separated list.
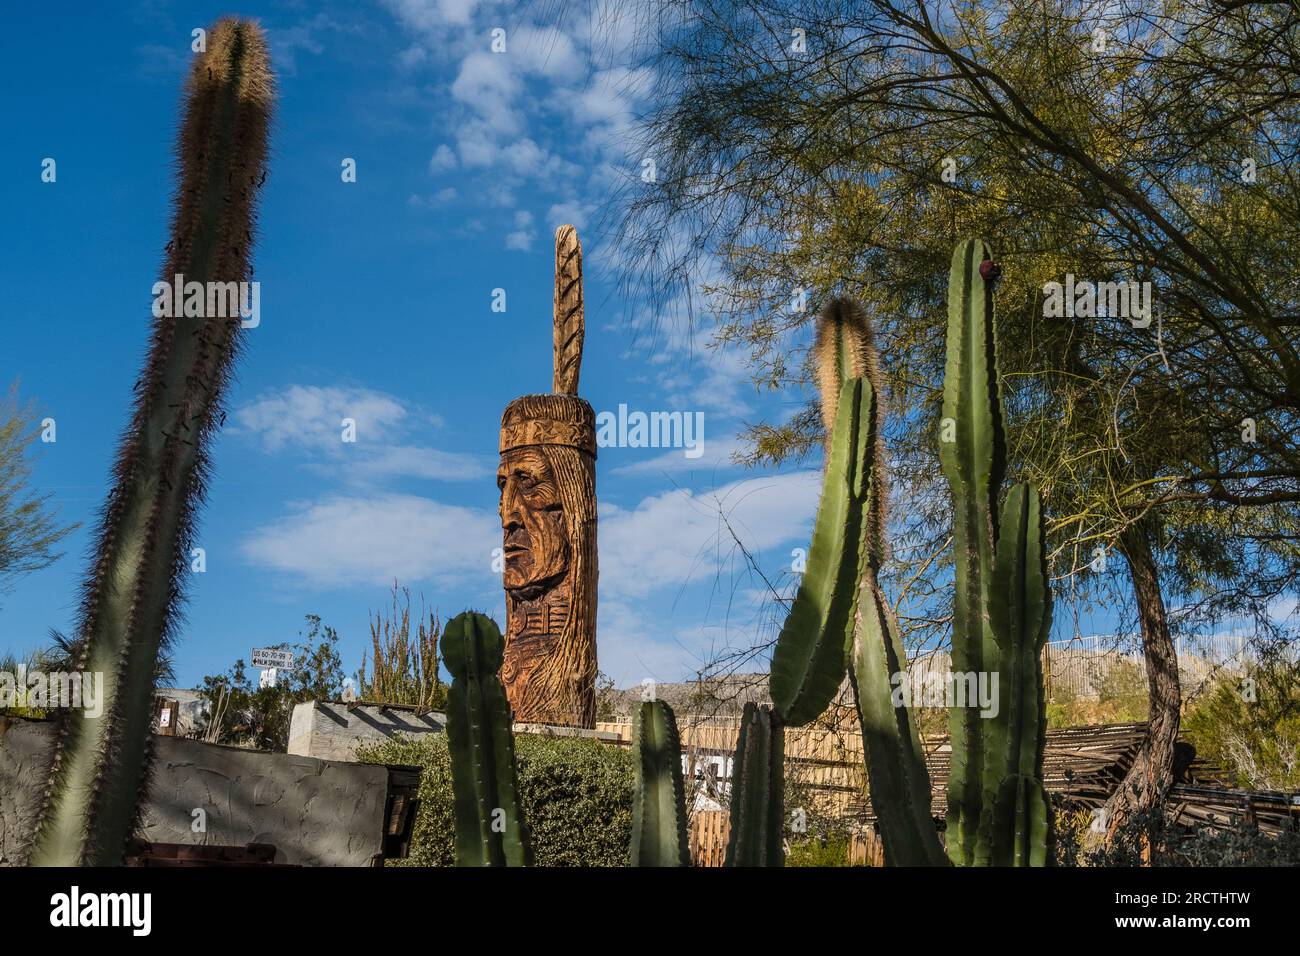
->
[609, 434, 746, 477]
[233, 384, 489, 483]
[242, 493, 498, 589]
[598, 471, 821, 601]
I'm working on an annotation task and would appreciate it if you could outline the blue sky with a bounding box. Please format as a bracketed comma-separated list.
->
[1, 0, 832, 688]
[0, 0, 1164, 695]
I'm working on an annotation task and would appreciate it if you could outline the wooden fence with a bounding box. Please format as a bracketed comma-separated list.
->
[600, 715, 870, 865]
[689, 811, 729, 867]
[598, 715, 868, 820]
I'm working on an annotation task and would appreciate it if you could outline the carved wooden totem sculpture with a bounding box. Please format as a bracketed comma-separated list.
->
[497, 225, 598, 728]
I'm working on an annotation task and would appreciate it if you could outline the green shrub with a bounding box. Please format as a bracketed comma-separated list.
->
[1050, 807, 1092, 867]
[786, 837, 852, 867]
[358, 732, 635, 866]
[1183, 657, 1300, 791]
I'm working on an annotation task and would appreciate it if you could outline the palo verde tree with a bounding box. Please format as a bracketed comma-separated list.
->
[614, 0, 1300, 832]
[0, 387, 75, 608]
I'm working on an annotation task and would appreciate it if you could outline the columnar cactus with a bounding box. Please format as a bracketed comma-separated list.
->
[725, 703, 785, 867]
[28, 19, 273, 867]
[442, 612, 531, 867]
[768, 361, 871, 725]
[629, 699, 690, 867]
[987, 485, 1051, 866]
[940, 240, 1051, 866]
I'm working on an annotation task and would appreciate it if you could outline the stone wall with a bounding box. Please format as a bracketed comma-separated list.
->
[0, 718, 392, 866]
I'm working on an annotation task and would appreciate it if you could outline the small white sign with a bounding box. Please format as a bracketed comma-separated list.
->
[251, 648, 295, 670]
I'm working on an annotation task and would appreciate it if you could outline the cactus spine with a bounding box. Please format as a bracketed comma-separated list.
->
[724, 703, 784, 867]
[443, 611, 531, 867]
[28, 19, 273, 867]
[940, 240, 1050, 866]
[630, 700, 690, 866]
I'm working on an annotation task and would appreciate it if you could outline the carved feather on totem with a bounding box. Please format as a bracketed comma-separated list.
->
[552, 224, 584, 395]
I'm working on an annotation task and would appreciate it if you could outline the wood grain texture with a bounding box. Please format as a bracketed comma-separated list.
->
[552, 225, 584, 395]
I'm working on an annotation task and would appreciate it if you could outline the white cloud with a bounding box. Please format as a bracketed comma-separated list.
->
[428, 144, 457, 173]
[505, 209, 536, 251]
[509, 25, 585, 82]
[598, 471, 821, 600]
[451, 51, 523, 134]
[596, 599, 711, 684]
[609, 434, 746, 477]
[382, 0, 480, 31]
[499, 138, 581, 180]
[547, 200, 596, 232]
[233, 385, 489, 483]
[409, 187, 459, 209]
[234, 385, 410, 453]
[242, 494, 498, 588]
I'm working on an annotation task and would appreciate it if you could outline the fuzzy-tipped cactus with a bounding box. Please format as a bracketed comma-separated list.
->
[443, 611, 531, 867]
[630, 699, 690, 867]
[811, 302, 949, 866]
[725, 703, 784, 867]
[28, 19, 273, 867]
[940, 240, 1050, 866]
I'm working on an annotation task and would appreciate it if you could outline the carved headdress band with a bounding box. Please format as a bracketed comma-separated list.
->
[499, 415, 596, 456]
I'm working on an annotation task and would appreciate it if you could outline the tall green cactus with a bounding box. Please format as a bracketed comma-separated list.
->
[630, 699, 690, 866]
[725, 703, 784, 867]
[940, 240, 1050, 866]
[28, 19, 273, 867]
[442, 611, 531, 867]
[768, 366, 870, 725]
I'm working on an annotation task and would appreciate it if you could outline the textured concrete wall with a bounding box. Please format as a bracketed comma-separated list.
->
[287, 701, 446, 762]
[0, 718, 55, 865]
[0, 718, 390, 866]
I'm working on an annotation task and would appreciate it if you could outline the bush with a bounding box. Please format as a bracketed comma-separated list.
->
[1183, 656, 1300, 791]
[358, 732, 635, 866]
[786, 837, 852, 867]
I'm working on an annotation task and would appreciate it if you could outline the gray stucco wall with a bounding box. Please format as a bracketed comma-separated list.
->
[0, 718, 390, 866]
[287, 700, 446, 762]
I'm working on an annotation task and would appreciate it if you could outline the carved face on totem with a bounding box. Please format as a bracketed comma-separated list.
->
[497, 446, 570, 597]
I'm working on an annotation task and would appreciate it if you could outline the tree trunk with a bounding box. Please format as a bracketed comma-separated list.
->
[1103, 525, 1182, 843]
